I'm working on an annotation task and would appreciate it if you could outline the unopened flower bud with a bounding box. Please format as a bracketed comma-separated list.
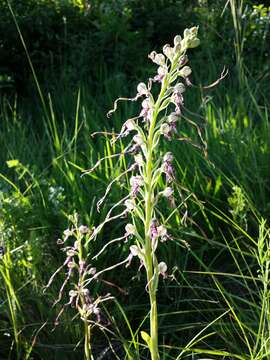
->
[189, 38, 200, 48]
[183, 28, 191, 39]
[154, 53, 165, 65]
[137, 82, 148, 96]
[163, 44, 174, 59]
[148, 51, 165, 65]
[182, 27, 200, 49]
[190, 26, 199, 36]
[179, 55, 188, 66]
[180, 66, 192, 78]
[174, 35, 182, 46]
[158, 261, 167, 274]
[174, 43, 182, 54]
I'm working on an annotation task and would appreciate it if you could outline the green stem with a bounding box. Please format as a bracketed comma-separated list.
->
[143, 76, 170, 360]
[84, 320, 93, 360]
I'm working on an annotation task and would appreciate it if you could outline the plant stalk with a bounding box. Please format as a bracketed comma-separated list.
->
[143, 77, 169, 360]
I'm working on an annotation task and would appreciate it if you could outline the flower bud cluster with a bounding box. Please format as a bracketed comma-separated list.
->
[46, 215, 110, 330]
[182, 27, 200, 49]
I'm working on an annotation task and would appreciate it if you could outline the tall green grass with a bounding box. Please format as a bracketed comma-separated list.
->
[0, 72, 269, 358]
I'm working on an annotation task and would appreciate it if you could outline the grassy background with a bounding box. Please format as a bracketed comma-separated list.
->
[0, 0, 269, 359]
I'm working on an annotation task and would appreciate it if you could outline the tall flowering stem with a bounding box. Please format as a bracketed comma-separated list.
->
[90, 27, 201, 360]
[44, 214, 112, 360]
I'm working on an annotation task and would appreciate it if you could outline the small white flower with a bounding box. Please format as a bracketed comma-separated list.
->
[163, 187, 174, 198]
[134, 154, 144, 166]
[174, 83, 186, 93]
[125, 223, 136, 236]
[130, 175, 144, 187]
[163, 44, 174, 59]
[63, 228, 73, 240]
[125, 119, 136, 131]
[153, 53, 165, 65]
[157, 66, 167, 77]
[69, 290, 77, 298]
[163, 152, 173, 162]
[157, 225, 167, 238]
[130, 245, 139, 256]
[124, 199, 136, 211]
[168, 113, 180, 123]
[160, 123, 171, 135]
[66, 249, 76, 257]
[78, 225, 89, 234]
[133, 134, 144, 146]
[88, 267, 96, 275]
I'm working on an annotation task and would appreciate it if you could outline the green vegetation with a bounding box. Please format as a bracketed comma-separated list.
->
[0, 0, 269, 359]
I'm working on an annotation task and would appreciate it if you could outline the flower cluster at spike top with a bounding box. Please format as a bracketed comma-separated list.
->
[117, 27, 200, 271]
[88, 27, 200, 283]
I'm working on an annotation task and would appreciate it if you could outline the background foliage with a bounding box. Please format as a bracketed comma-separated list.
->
[0, 0, 269, 359]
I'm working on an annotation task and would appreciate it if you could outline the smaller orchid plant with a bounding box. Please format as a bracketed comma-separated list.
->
[44, 213, 112, 360]
[83, 27, 205, 360]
